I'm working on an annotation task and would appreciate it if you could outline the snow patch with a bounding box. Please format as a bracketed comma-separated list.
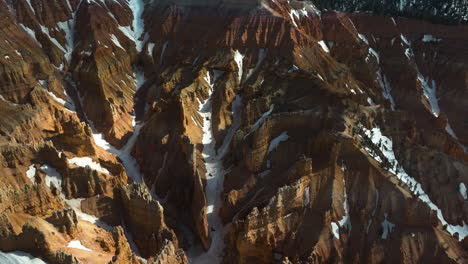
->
[445, 121, 458, 139]
[19, 24, 41, 47]
[26, 165, 36, 183]
[147, 42, 155, 57]
[0, 251, 47, 264]
[40, 25, 66, 53]
[288, 65, 300, 73]
[191, 76, 243, 263]
[233, 50, 244, 82]
[41, 164, 63, 192]
[376, 69, 396, 110]
[110, 34, 124, 50]
[40, 164, 110, 229]
[91, 123, 144, 184]
[304, 186, 310, 205]
[246, 49, 266, 80]
[331, 222, 340, 239]
[46, 91, 69, 108]
[460, 183, 467, 200]
[267, 131, 289, 154]
[67, 240, 92, 252]
[127, 0, 146, 52]
[317, 40, 329, 53]
[358, 33, 369, 44]
[422, 34, 441, 42]
[247, 105, 274, 135]
[417, 73, 440, 117]
[381, 213, 395, 239]
[67, 157, 110, 174]
[24, 0, 35, 14]
[331, 177, 351, 239]
[360, 125, 468, 240]
[400, 34, 410, 46]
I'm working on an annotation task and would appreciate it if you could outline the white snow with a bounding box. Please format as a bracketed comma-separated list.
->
[288, 65, 300, 73]
[367, 48, 380, 63]
[246, 49, 266, 80]
[19, 24, 41, 47]
[290, 7, 308, 21]
[133, 69, 145, 91]
[267, 131, 289, 154]
[460, 183, 467, 200]
[66, 198, 102, 225]
[331, 177, 351, 239]
[247, 104, 274, 135]
[191, 72, 243, 263]
[422, 34, 441, 42]
[91, 123, 144, 184]
[41, 164, 63, 193]
[367, 97, 376, 106]
[400, 34, 410, 46]
[67, 157, 111, 174]
[46, 91, 68, 107]
[38, 80, 48, 88]
[445, 121, 458, 139]
[57, 20, 75, 60]
[331, 222, 340, 239]
[317, 40, 329, 53]
[110, 34, 124, 50]
[404, 48, 413, 59]
[81, 50, 92, 56]
[381, 213, 395, 239]
[40, 164, 110, 229]
[147, 42, 155, 57]
[358, 33, 369, 45]
[304, 186, 310, 205]
[67, 240, 92, 252]
[0, 251, 47, 264]
[77, 68, 147, 185]
[24, 0, 35, 14]
[376, 70, 396, 110]
[360, 125, 468, 240]
[40, 25, 66, 53]
[417, 73, 440, 117]
[288, 11, 299, 27]
[126, 0, 146, 52]
[233, 50, 244, 82]
[26, 165, 36, 183]
[400, 35, 414, 60]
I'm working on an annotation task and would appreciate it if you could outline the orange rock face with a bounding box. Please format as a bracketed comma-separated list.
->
[0, 0, 467, 263]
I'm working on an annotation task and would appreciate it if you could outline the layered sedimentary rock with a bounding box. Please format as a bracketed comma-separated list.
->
[0, 0, 467, 263]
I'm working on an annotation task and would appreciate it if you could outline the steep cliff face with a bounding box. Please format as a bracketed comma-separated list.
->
[0, 0, 467, 263]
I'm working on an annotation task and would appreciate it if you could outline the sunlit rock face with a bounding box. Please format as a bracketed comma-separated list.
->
[0, 0, 467, 263]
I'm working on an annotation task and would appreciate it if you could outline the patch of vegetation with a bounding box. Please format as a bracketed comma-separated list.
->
[311, 0, 468, 25]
